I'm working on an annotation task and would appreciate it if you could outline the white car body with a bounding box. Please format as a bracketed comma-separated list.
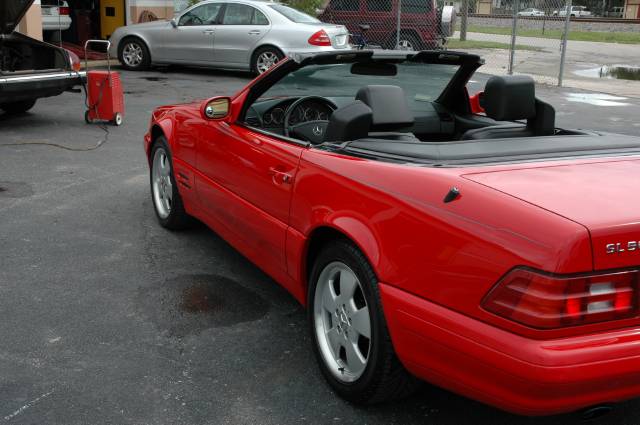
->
[517, 8, 545, 16]
[41, 0, 72, 31]
[553, 6, 592, 17]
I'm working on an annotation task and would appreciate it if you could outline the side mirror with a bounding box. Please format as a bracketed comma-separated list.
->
[469, 91, 485, 114]
[202, 97, 231, 120]
[170, 18, 178, 28]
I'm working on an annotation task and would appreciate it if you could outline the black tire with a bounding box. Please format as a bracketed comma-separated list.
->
[1, 99, 37, 114]
[149, 136, 191, 230]
[308, 239, 421, 404]
[251, 46, 284, 75]
[118, 37, 151, 71]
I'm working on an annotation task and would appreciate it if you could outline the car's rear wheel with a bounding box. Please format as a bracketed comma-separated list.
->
[251, 47, 284, 75]
[308, 240, 420, 404]
[119, 38, 151, 71]
[1, 99, 37, 114]
[150, 137, 191, 230]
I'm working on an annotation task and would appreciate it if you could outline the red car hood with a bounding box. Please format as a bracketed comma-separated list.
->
[464, 158, 640, 271]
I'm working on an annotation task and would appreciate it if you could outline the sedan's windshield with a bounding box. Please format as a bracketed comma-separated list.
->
[268, 4, 320, 23]
[258, 61, 460, 111]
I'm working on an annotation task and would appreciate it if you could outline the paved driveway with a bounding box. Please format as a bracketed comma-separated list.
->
[454, 31, 640, 96]
[1, 67, 640, 425]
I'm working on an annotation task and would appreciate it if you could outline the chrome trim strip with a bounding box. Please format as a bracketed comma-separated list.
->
[0, 71, 86, 84]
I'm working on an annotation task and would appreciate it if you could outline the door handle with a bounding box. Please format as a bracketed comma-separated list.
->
[248, 30, 261, 35]
[202, 30, 215, 35]
[269, 167, 292, 185]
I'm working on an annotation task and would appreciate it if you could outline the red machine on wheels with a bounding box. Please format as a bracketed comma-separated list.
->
[84, 40, 124, 126]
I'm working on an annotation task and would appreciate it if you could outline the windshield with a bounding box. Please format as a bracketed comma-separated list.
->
[268, 4, 320, 23]
[258, 61, 460, 112]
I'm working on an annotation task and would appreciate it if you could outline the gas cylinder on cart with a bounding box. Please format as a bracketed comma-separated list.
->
[83, 40, 125, 126]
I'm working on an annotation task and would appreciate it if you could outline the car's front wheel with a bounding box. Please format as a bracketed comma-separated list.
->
[150, 137, 191, 229]
[1, 99, 37, 114]
[119, 38, 151, 71]
[308, 240, 420, 404]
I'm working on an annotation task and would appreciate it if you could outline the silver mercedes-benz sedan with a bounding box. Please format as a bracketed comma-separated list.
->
[108, 0, 350, 74]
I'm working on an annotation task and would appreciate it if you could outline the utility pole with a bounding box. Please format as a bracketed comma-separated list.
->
[460, 0, 469, 41]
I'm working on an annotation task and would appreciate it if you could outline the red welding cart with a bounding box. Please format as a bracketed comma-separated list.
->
[84, 40, 124, 126]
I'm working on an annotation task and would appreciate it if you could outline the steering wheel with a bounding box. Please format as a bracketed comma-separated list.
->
[187, 15, 204, 25]
[283, 96, 337, 144]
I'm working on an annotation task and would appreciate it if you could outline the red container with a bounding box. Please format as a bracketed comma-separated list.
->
[85, 70, 124, 126]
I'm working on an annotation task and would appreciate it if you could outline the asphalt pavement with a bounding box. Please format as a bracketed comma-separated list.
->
[2, 66, 640, 425]
[454, 32, 640, 97]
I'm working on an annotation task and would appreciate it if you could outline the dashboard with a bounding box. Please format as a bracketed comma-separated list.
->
[245, 96, 457, 140]
[246, 97, 336, 131]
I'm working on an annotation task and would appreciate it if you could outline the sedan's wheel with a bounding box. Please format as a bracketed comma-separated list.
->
[1, 99, 37, 114]
[252, 47, 284, 75]
[150, 137, 191, 229]
[308, 240, 421, 404]
[119, 38, 150, 71]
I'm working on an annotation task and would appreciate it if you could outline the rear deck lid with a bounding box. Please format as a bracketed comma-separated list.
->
[464, 158, 640, 271]
[1, 0, 34, 34]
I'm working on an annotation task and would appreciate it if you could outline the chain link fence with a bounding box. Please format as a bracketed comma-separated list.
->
[454, 0, 572, 85]
[316, 0, 448, 50]
[316, 0, 640, 89]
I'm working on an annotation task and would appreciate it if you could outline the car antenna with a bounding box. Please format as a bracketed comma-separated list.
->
[443, 187, 460, 203]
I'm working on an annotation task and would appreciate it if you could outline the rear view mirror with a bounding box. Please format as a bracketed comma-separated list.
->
[351, 62, 397, 76]
[170, 18, 178, 28]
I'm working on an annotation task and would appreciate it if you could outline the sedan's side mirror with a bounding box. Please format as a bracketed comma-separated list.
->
[170, 18, 178, 28]
[202, 97, 231, 120]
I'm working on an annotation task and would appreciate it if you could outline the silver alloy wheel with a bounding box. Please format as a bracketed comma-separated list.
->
[151, 148, 173, 219]
[256, 51, 280, 74]
[122, 42, 143, 67]
[313, 261, 371, 382]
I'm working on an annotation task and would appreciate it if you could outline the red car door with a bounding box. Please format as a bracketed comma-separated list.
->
[195, 122, 303, 274]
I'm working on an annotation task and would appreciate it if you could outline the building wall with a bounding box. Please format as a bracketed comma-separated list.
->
[624, 0, 640, 18]
[18, 0, 44, 40]
[127, 0, 176, 24]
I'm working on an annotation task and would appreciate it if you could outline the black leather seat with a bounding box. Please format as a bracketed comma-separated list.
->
[355, 85, 419, 141]
[462, 75, 555, 140]
[324, 100, 373, 143]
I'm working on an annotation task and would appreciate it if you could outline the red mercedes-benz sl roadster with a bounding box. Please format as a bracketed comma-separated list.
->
[144, 50, 640, 416]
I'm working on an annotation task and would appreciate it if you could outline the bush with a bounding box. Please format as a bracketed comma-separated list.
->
[284, 0, 326, 16]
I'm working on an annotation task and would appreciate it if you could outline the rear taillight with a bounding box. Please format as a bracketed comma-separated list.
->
[59, 6, 70, 15]
[66, 49, 81, 72]
[308, 30, 332, 46]
[482, 268, 638, 329]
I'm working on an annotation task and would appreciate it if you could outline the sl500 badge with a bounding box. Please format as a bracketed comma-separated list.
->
[606, 241, 639, 254]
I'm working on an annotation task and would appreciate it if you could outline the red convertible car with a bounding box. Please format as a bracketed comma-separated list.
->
[145, 50, 640, 416]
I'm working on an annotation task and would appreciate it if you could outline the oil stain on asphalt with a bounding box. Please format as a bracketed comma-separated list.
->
[136, 274, 269, 337]
[0, 182, 34, 198]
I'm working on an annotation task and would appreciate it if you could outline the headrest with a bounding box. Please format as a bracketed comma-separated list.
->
[484, 75, 536, 121]
[324, 101, 372, 143]
[355, 85, 414, 131]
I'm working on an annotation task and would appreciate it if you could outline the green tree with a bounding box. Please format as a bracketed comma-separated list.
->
[284, 0, 326, 15]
